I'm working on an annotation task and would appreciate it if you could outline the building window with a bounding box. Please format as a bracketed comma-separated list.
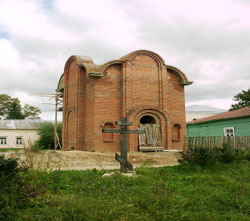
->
[172, 124, 181, 141]
[224, 127, 234, 137]
[103, 123, 114, 142]
[0, 137, 7, 145]
[16, 137, 23, 145]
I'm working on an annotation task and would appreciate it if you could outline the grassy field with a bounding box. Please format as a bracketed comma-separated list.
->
[0, 148, 22, 152]
[1, 160, 250, 220]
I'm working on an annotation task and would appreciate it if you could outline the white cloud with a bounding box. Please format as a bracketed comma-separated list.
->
[0, 0, 79, 43]
[55, 0, 138, 48]
[136, 0, 250, 30]
[0, 39, 19, 67]
[0, 0, 250, 119]
[186, 98, 234, 110]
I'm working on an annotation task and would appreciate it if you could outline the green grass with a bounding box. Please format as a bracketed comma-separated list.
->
[1, 162, 250, 220]
[0, 148, 22, 152]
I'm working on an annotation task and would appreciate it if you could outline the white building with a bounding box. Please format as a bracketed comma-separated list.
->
[0, 120, 47, 148]
[186, 105, 226, 122]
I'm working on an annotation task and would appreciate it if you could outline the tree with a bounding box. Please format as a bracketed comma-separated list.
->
[23, 104, 41, 119]
[0, 94, 41, 119]
[229, 89, 250, 111]
[35, 122, 62, 149]
[6, 99, 24, 120]
[0, 94, 13, 117]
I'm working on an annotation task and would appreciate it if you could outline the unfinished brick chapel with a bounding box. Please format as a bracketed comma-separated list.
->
[58, 50, 192, 151]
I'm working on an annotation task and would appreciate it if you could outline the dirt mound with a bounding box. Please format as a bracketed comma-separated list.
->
[3, 150, 181, 171]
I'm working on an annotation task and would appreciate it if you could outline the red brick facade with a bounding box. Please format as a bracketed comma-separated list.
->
[60, 50, 192, 151]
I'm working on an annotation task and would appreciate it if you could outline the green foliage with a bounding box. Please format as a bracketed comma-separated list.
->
[5, 99, 24, 119]
[23, 104, 42, 119]
[1, 162, 250, 220]
[179, 143, 250, 167]
[218, 142, 236, 163]
[0, 94, 13, 116]
[0, 155, 20, 177]
[0, 94, 41, 119]
[34, 122, 62, 150]
[179, 146, 218, 167]
[0, 155, 47, 220]
[30, 143, 44, 152]
[230, 88, 250, 111]
[0, 148, 22, 152]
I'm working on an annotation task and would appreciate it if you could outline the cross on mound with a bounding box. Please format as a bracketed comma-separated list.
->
[102, 117, 145, 173]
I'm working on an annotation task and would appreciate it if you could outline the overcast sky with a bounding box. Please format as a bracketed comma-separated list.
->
[0, 0, 250, 120]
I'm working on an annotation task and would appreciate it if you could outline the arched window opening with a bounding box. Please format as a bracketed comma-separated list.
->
[103, 123, 114, 142]
[140, 115, 156, 124]
[172, 124, 181, 141]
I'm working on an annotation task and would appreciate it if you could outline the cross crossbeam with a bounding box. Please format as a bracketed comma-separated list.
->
[101, 129, 143, 134]
[102, 117, 145, 173]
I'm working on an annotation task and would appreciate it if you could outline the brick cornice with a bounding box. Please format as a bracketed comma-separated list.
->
[167, 65, 193, 86]
[128, 105, 169, 121]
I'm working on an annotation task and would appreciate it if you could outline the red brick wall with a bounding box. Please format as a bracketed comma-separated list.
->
[67, 111, 76, 149]
[77, 67, 86, 150]
[126, 55, 160, 109]
[62, 51, 188, 151]
[124, 54, 170, 150]
[83, 76, 95, 151]
[167, 71, 187, 149]
[63, 60, 78, 150]
[93, 64, 121, 152]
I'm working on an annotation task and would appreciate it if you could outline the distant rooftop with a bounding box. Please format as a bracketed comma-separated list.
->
[0, 120, 52, 130]
[187, 106, 250, 124]
[186, 105, 226, 113]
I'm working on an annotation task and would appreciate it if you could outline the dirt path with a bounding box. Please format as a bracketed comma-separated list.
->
[3, 150, 181, 171]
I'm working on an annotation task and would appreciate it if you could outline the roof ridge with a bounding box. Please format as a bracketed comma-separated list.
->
[187, 106, 250, 124]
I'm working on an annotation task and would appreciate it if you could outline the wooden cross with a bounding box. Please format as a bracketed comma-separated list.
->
[102, 117, 145, 173]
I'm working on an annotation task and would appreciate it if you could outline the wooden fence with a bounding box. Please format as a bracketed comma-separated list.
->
[184, 136, 250, 150]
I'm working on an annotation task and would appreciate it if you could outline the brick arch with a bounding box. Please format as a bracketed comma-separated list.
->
[64, 56, 94, 78]
[119, 49, 166, 67]
[136, 111, 162, 127]
[100, 60, 123, 75]
[128, 105, 169, 120]
[102, 122, 115, 142]
[66, 110, 77, 150]
[167, 65, 193, 86]
[172, 123, 181, 141]
[127, 106, 170, 151]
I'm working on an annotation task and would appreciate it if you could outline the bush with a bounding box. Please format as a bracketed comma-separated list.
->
[217, 142, 235, 163]
[178, 147, 218, 167]
[0, 155, 20, 177]
[0, 155, 45, 219]
[179, 142, 250, 167]
[35, 122, 62, 150]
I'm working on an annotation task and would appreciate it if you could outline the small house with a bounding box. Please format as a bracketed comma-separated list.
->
[187, 106, 250, 137]
[0, 120, 45, 148]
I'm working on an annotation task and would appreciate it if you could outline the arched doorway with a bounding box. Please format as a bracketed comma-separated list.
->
[138, 115, 162, 151]
[140, 115, 156, 124]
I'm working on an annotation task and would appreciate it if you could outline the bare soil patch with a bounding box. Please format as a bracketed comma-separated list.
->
[3, 150, 181, 170]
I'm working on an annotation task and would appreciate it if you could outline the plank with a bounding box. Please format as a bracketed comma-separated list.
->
[115, 153, 133, 171]
[116, 121, 133, 126]
[102, 129, 145, 134]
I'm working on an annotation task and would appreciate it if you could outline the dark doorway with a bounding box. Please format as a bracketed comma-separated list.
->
[140, 115, 156, 124]
[139, 115, 162, 151]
